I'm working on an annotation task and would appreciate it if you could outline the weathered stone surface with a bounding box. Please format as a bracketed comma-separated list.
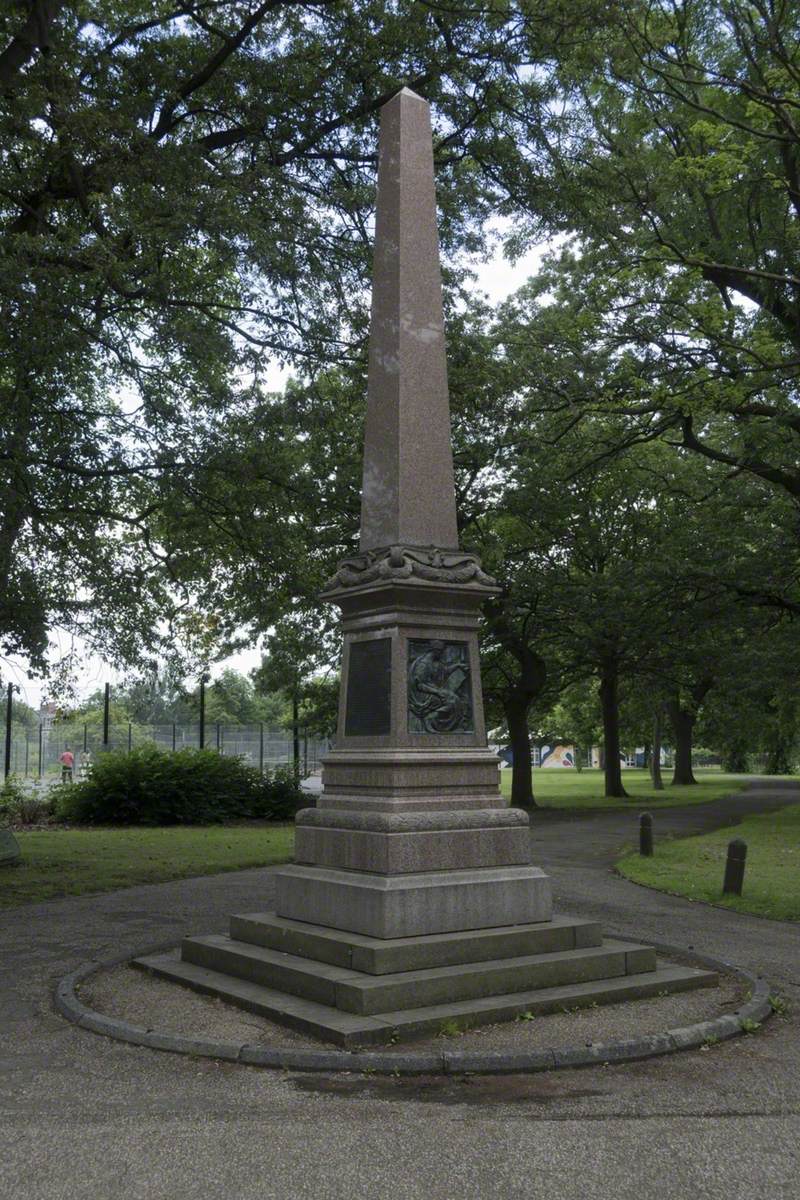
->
[295, 806, 529, 831]
[359, 88, 458, 553]
[230, 911, 603, 974]
[0, 828, 21, 866]
[274, 863, 553, 939]
[318, 746, 505, 810]
[177, 934, 700, 1018]
[293, 823, 531, 874]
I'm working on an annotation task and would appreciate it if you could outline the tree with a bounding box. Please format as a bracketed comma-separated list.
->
[698, 622, 800, 773]
[506, 0, 800, 505]
[0, 1, 571, 673]
[481, 601, 552, 808]
[544, 682, 603, 772]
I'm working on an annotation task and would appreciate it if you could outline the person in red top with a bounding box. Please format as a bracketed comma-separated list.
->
[59, 747, 74, 783]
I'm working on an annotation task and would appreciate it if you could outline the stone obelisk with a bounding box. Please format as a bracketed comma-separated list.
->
[140, 89, 718, 1045]
[273, 88, 552, 935]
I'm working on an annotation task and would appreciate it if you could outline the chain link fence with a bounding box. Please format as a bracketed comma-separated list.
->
[4, 721, 330, 781]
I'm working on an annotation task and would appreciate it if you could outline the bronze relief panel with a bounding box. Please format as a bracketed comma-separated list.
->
[407, 639, 474, 734]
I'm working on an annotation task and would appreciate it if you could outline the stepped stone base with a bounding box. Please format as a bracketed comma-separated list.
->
[274, 864, 553, 939]
[229, 911, 603, 974]
[133, 911, 718, 1048]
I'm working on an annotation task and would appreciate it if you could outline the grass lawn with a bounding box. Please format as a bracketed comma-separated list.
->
[500, 767, 750, 809]
[616, 804, 800, 921]
[0, 823, 295, 909]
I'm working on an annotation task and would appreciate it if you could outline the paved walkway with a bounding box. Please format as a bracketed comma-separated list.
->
[1, 781, 798, 1200]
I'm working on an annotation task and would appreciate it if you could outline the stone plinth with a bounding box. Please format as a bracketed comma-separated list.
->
[275, 864, 552, 940]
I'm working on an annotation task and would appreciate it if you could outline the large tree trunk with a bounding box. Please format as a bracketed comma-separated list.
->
[667, 700, 696, 785]
[651, 709, 664, 790]
[599, 661, 627, 798]
[764, 734, 792, 776]
[505, 699, 535, 807]
[483, 606, 548, 811]
[722, 744, 749, 773]
[667, 678, 713, 786]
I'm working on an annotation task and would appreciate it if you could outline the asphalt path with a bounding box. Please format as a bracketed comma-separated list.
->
[1, 780, 798, 1200]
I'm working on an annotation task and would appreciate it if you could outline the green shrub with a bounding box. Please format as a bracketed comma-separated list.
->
[0, 776, 56, 825]
[55, 746, 304, 826]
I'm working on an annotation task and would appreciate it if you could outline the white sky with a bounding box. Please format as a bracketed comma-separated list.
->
[4, 239, 548, 711]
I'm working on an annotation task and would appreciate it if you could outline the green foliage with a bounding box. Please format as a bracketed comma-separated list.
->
[0, 776, 55, 825]
[437, 1018, 465, 1038]
[55, 746, 302, 826]
[0, 776, 28, 822]
[0, 1, 549, 672]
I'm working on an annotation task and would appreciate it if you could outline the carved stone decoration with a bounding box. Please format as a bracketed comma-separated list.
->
[408, 639, 474, 733]
[325, 545, 496, 592]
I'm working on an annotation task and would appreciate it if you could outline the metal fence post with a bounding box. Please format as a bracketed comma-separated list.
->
[38, 723, 43, 778]
[199, 674, 208, 749]
[103, 682, 110, 749]
[128, 723, 132, 752]
[172, 722, 176, 752]
[259, 722, 264, 775]
[4, 682, 14, 778]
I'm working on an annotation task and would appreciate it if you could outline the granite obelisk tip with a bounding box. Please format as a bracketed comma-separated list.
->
[359, 88, 459, 552]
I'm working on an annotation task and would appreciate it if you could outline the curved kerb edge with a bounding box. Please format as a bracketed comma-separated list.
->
[53, 939, 775, 1076]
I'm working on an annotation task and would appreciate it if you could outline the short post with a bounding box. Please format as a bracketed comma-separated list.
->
[103, 682, 110, 749]
[639, 812, 653, 857]
[723, 839, 747, 896]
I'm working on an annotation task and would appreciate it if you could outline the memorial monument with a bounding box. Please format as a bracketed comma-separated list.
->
[137, 89, 715, 1045]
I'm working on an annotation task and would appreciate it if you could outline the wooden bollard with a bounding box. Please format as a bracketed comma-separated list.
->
[723, 839, 747, 895]
[639, 812, 653, 857]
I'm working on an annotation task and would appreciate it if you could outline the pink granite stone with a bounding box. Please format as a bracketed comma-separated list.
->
[359, 88, 459, 552]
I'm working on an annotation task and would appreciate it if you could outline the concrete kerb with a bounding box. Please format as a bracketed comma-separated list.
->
[53, 938, 775, 1075]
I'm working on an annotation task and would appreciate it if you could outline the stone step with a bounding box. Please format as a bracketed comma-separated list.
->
[134, 950, 718, 1049]
[230, 911, 604, 975]
[180, 934, 657, 1016]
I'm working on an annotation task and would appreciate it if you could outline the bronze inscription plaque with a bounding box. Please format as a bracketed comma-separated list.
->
[408, 639, 473, 733]
[345, 638, 391, 736]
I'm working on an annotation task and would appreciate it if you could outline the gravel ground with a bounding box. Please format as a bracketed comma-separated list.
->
[2, 779, 798, 1200]
[81, 957, 746, 1053]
